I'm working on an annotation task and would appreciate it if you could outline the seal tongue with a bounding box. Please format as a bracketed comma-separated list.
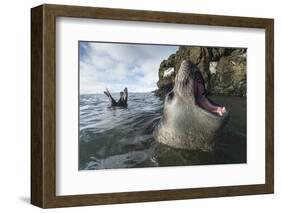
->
[196, 96, 226, 116]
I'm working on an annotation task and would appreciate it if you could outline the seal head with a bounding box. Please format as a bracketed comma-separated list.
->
[153, 60, 229, 151]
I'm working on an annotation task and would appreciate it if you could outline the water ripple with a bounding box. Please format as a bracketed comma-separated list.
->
[79, 93, 246, 170]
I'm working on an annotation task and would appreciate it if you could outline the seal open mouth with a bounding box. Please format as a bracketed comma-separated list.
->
[194, 71, 226, 117]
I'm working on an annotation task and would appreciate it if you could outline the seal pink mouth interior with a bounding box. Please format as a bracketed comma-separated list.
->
[194, 72, 226, 117]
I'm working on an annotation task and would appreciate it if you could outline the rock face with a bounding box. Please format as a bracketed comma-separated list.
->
[155, 46, 247, 97]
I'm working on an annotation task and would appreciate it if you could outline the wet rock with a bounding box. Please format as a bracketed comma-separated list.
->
[155, 46, 247, 97]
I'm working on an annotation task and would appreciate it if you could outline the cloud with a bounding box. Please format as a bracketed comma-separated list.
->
[79, 42, 178, 94]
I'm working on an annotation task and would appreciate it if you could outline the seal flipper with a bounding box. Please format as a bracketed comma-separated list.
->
[104, 88, 118, 106]
[117, 88, 128, 107]
[123, 88, 128, 104]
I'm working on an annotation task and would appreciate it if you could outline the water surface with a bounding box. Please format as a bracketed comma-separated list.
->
[79, 93, 246, 170]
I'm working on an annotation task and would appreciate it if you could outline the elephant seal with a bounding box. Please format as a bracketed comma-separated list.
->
[153, 60, 229, 151]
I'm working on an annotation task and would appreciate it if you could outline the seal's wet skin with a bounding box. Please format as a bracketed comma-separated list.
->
[153, 60, 230, 151]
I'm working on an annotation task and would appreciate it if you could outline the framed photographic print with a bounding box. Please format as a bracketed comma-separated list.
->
[31, 4, 274, 208]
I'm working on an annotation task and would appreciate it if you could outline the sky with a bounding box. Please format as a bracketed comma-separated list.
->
[79, 42, 178, 94]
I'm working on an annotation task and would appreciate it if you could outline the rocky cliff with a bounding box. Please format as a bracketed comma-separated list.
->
[155, 46, 247, 97]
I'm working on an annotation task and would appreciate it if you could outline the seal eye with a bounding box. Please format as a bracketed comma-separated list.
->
[166, 91, 174, 102]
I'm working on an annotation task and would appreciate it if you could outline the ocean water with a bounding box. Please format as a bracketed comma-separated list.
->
[79, 93, 246, 170]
